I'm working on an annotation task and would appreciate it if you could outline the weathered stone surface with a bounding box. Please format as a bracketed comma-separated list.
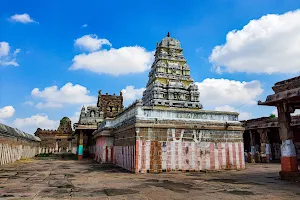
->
[0, 156, 300, 200]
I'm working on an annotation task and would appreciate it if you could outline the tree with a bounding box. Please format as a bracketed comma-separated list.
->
[269, 114, 276, 118]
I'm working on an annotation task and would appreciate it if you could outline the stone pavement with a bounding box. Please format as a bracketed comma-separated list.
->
[0, 155, 299, 200]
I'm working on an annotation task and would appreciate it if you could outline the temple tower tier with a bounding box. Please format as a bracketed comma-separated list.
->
[142, 32, 203, 109]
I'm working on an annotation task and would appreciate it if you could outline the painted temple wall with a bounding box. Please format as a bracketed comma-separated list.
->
[94, 137, 114, 163]
[94, 103, 244, 173]
[0, 136, 40, 165]
[136, 140, 244, 173]
[94, 126, 245, 173]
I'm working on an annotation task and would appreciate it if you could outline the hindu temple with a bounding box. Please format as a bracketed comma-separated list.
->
[89, 33, 245, 173]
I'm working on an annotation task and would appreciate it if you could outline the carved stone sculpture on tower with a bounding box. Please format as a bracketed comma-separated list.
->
[142, 33, 203, 109]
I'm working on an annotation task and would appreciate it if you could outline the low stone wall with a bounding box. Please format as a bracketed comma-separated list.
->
[0, 144, 38, 165]
[0, 123, 41, 165]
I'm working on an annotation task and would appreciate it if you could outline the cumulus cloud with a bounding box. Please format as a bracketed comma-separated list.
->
[215, 105, 253, 121]
[0, 42, 20, 67]
[0, 42, 10, 57]
[210, 10, 300, 74]
[31, 82, 96, 109]
[121, 86, 145, 106]
[70, 108, 81, 128]
[70, 34, 154, 75]
[81, 24, 88, 28]
[0, 106, 15, 119]
[74, 34, 111, 52]
[13, 114, 59, 133]
[196, 78, 263, 107]
[9, 13, 37, 24]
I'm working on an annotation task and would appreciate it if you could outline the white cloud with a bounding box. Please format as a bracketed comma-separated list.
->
[121, 86, 145, 106]
[24, 101, 34, 106]
[35, 102, 63, 109]
[0, 42, 20, 67]
[196, 78, 263, 107]
[210, 10, 300, 74]
[13, 114, 59, 133]
[70, 108, 81, 128]
[74, 34, 111, 52]
[13, 48, 21, 56]
[293, 109, 300, 116]
[0, 59, 19, 66]
[81, 24, 88, 28]
[70, 46, 154, 76]
[0, 106, 15, 119]
[31, 82, 96, 109]
[9, 13, 37, 24]
[215, 105, 253, 121]
[272, 108, 300, 117]
[0, 42, 10, 57]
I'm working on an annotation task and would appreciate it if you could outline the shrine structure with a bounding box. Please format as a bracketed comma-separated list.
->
[73, 90, 123, 159]
[258, 76, 300, 180]
[34, 117, 75, 154]
[91, 33, 245, 173]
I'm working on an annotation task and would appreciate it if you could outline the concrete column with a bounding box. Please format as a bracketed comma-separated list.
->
[277, 103, 298, 172]
[78, 130, 84, 160]
[249, 130, 256, 163]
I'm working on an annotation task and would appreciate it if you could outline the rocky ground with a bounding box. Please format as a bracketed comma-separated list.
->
[0, 155, 299, 200]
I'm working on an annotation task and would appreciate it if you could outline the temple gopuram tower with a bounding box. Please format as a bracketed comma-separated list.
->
[143, 32, 202, 109]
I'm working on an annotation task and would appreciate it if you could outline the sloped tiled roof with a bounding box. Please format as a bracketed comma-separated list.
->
[0, 123, 41, 142]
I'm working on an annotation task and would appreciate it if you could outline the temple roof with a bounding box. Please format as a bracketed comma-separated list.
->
[258, 75, 300, 108]
[241, 115, 300, 130]
[0, 123, 41, 142]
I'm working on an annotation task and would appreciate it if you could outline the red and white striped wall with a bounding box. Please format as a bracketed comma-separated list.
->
[94, 137, 114, 163]
[114, 145, 135, 172]
[135, 140, 245, 173]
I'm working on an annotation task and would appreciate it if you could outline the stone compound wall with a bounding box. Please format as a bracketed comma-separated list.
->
[0, 136, 40, 165]
[113, 127, 136, 171]
[94, 137, 114, 163]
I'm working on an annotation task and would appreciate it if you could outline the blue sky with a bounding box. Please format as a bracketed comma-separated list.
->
[1, 0, 300, 133]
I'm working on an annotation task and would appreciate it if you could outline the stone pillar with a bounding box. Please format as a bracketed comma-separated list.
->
[249, 130, 256, 163]
[277, 103, 298, 172]
[78, 130, 84, 160]
[55, 140, 59, 152]
[68, 139, 72, 153]
[258, 129, 269, 163]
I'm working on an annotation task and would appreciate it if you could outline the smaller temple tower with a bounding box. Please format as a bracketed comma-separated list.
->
[34, 117, 74, 153]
